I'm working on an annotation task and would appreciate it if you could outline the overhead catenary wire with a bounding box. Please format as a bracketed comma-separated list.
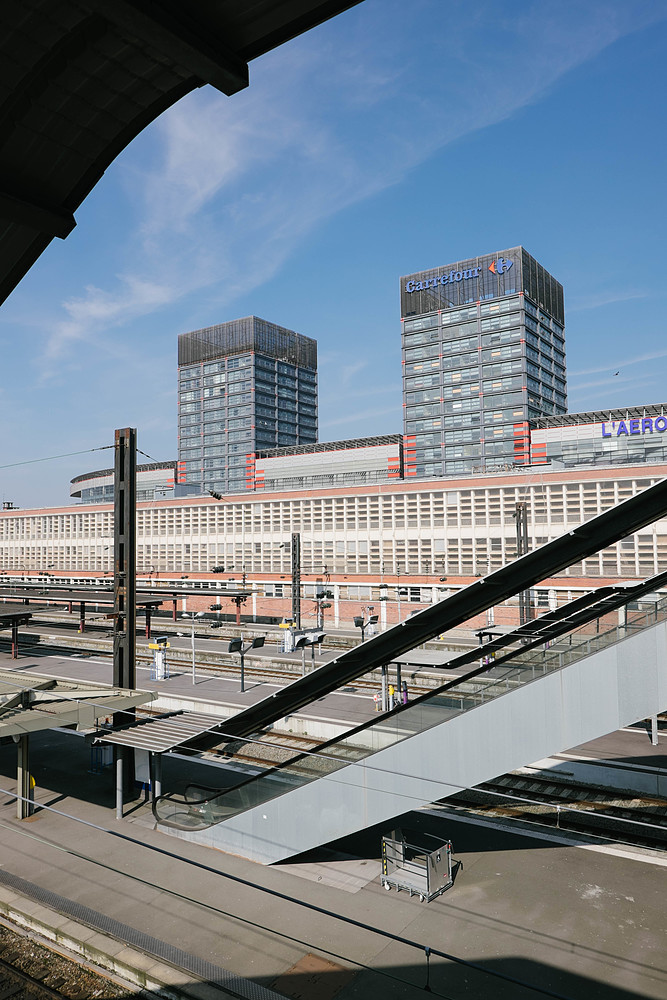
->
[0, 444, 114, 471]
[0, 443, 166, 473]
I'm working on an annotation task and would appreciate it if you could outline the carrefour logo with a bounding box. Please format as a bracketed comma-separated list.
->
[488, 257, 513, 275]
[405, 257, 513, 292]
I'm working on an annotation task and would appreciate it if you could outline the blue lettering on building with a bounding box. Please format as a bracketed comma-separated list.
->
[601, 417, 667, 437]
[405, 266, 481, 293]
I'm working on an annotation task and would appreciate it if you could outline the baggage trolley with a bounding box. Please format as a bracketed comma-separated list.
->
[381, 828, 454, 902]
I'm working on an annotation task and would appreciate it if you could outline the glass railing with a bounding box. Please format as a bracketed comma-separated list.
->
[153, 594, 667, 831]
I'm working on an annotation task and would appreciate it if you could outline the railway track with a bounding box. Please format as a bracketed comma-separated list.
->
[0, 632, 437, 697]
[0, 922, 124, 1000]
[445, 772, 667, 849]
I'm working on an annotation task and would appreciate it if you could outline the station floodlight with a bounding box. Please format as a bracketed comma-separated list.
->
[228, 638, 243, 653]
[293, 635, 308, 650]
[353, 616, 364, 628]
[369, 615, 379, 625]
[250, 636, 265, 650]
[310, 632, 326, 644]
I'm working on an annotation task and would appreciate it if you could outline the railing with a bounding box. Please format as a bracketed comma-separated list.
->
[153, 594, 667, 831]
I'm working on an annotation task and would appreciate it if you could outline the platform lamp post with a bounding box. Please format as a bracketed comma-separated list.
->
[315, 590, 333, 630]
[228, 636, 265, 692]
[293, 631, 325, 675]
[181, 612, 205, 684]
[353, 612, 378, 644]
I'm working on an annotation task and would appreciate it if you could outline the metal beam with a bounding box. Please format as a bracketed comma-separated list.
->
[113, 427, 137, 800]
[0, 189, 76, 239]
[82, 0, 249, 95]
[113, 428, 137, 691]
[221, 474, 667, 739]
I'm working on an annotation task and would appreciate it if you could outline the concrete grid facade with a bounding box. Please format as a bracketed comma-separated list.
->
[2, 463, 667, 627]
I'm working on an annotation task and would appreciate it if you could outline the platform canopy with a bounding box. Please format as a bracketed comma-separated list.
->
[0, 0, 362, 306]
[96, 710, 224, 754]
[0, 667, 154, 738]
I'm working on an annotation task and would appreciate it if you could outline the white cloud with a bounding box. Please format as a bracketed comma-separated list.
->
[37, 1, 666, 371]
[569, 348, 667, 378]
[568, 290, 648, 312]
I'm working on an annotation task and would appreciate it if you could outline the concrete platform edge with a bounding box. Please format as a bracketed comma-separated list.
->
[0, 881, 278, 1000]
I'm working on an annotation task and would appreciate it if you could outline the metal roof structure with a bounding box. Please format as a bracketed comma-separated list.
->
[0, 0, 362, 305]
[0, 588, 163, 608]
[534, 403, 667, 428]
[256, 434, 404, 459]
[96, 710, 223, 754]
[70, 461, 177, 485]
[0, 667, 154, 738]
[0, 605, 35, 626]
[0, 584, 250, 601]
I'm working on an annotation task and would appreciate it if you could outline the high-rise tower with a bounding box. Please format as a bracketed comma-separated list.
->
[400, 247, 566, 477]
[177, 316, 318, 495]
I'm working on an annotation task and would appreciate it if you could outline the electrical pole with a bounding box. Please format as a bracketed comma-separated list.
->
[113, 427, 137, 813]
[291, 531, 301, 631]
[515, 501, 531, 626]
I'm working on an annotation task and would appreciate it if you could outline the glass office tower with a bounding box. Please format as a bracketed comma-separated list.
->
[400, 247, 566, 477]
[178, 316, 318, 495]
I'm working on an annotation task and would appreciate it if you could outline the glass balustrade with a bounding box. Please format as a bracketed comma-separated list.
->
[153, 594, 667, 831]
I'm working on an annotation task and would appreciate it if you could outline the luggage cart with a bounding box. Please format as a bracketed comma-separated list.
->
[381, 828, 453, 902]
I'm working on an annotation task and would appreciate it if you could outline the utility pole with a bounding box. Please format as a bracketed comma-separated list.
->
[515, 501, 531, 626]
[113, 427, 137, 814]
[291, 531, 301, 631]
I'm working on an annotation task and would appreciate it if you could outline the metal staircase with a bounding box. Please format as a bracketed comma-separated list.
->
[153, 574, 667, 861]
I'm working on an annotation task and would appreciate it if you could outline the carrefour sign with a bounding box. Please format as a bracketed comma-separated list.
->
[405, 257, 512, 293]
[602, 417, 667, 437]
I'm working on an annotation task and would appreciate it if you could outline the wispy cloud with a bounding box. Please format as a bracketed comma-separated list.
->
[37, 0, 666, 371]
[569, 348, 667, 378]
[568, 289, 649, 312]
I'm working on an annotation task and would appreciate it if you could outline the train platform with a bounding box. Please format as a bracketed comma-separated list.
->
[0, 648, 666, 998]
[0, 723, 666, 1000]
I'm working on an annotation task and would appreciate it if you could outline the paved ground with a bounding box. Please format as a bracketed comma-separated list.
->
[0, 650, 665, 999]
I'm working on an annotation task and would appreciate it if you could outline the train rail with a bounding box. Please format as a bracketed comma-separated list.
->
[444, 772, 667, 849]
[0, 631, 437, 697]
[0, 922, 124, 1000]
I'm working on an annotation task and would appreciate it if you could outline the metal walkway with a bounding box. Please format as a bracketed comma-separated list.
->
[149, 477, 667, 861]
[217, 475, 667, 741]
[153, 574, 667, 862]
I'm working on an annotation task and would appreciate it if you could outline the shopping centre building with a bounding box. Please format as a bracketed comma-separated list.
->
[5, 461, 667, 629]
[401, 246, 567, 477]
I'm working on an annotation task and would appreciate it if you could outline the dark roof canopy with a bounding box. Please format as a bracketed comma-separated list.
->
[0, 0, 362, 305]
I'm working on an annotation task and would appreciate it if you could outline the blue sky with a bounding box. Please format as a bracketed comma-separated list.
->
[1, 0, 666, 507]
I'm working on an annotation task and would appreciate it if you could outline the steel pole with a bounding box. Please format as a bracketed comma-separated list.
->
[191, 619, 196, 685]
